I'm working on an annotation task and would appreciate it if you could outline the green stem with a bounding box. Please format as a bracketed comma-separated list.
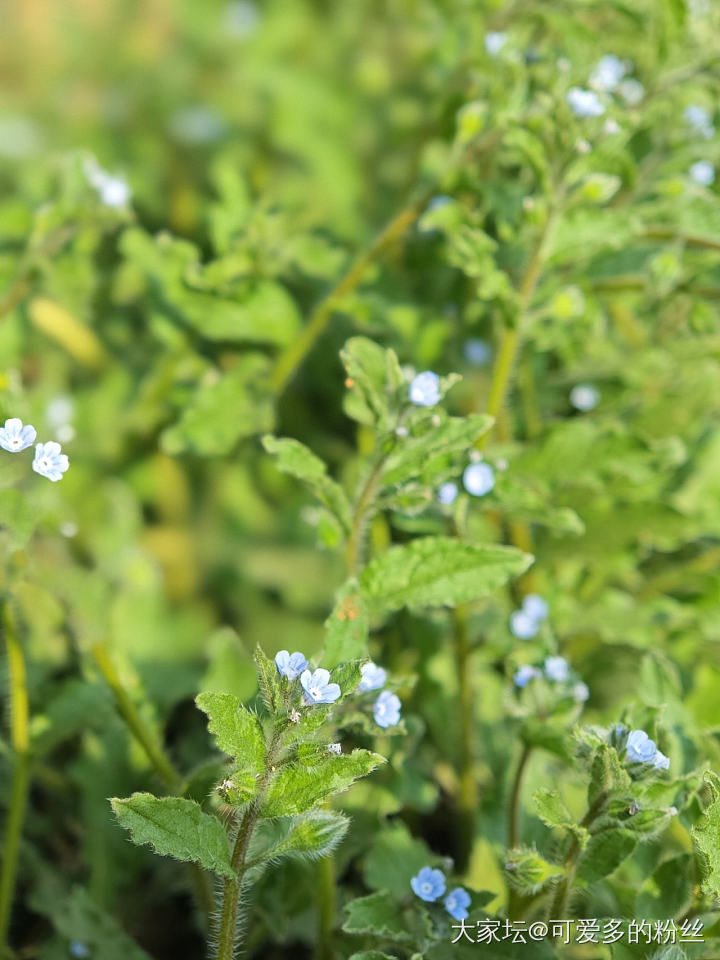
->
[508, 742, 532, 850]
[316, 852, 336, 960]
[452, 604, 476, 873]
[91, 644, 214, 928]
[0, 604, 30, 953]
[344, 452, 389, 576]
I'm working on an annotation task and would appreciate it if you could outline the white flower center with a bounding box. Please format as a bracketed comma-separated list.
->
[310, 687, 321, 700]
[421, 882, 432, 895]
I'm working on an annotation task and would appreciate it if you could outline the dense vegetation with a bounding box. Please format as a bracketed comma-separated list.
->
[2, 1, 720, 958]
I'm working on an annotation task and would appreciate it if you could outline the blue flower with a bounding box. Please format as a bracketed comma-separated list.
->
[373, 690, 401, 728]
[566, 87, 605, 117]
[625, 729, 657, 763]
[574, 682, 590, 702]
[358, 661, 386, 692]
[464, 338, 491, 366]
[275, 650, 308, 680]
[300, 668, 341, 705]
[444, 887, 471, 921]
[328, 742, 342, 755]
[485, 32, 507, 56]
[411, 866, 446, 902]
[570, 384, 600, 412]
[514, 665, 540, 688]
[590, 54, 626, 92]
[86, 158, 131, 208]
[685, 105, 714, 139]
[653, 749, 670, 771]
[510, 610, 539, 640]
[409, 371, 441, 407]
[463, 462, 495, 497]
[618, 79, 644, 105]
[522, 594, 548, 622]
[437, 481, 459, 506]
[0, 418, 36, 453]
[32, 441, 69, 482]
[69, 943, 91, 960]
[544, 656, 569, 683]
[690, 161, 715, 186]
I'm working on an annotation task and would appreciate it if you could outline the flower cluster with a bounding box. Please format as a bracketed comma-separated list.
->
[411, 866, 471, 921]
[274, 652, 401, 728]
[514, 656, 589, 703]
[509, 593, 548, 639]
[0, 418, 70, 482]
[625, 729, 670, 771]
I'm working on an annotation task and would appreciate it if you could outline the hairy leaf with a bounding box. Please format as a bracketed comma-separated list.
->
[262, 749, 384, 816]
[195, 692, 265, 775]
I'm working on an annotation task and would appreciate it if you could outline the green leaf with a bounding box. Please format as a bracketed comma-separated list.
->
[360, 537, 532, 617]
[533, 789, 589, 844]
[0, 488, 37, 549]
[342, 892, 413, 942]
[330, 660, 364, 698]
[576, 828, 638, 883]
[262, 435, 351, 533]
[250, 809, 349, 867]
[111, 794, 236, 879]
[349, 953, 399, 960]
[692, 771, 720, 899]
[504, 846, 564, 894]
[262, 749, 385, 816]
[341, 337, 405, 429]
[323, 587, 369, 667]
[587, 743, 631, 809]
[381, 415, 493, 486]
[195, 692, 265, 776]
[362, 822, 434, 898]
[254, 645, 283, 713]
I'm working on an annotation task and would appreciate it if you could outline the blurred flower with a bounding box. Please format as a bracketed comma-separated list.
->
[618, 79, 644, 105]
[328, 742, 342, 755]
[544, 656, 569, 683]
[685, 105, 714, 139]
[566, 87, 605, 117]
[690, 160, 715, 186]
[0, 418, 36, 453]
[169, 106, 225, 145]
[464, 338, 491, 365]
[514, 664, 541, 687]
[570, 383, 600, 411]
[275, 650, 308, 680]
[510, 610, 539, 640]
[437, 481, 459, 505]
[604, 118, 621, 135]
[301, 668, 341, 705]
[373, 690, 401, 728]
[46, 396, 74, 429]
[463, 462, 495, 497]
[60, 522, 78, 538]
[485, 32, 507, 56]
[225, 0, 259, 37]
[522, 594, 548, 622]
[69, 943, 91, 959]
[358, 662, 386, 692]
[32, 442, 69, 482]
[653, 749, 670, 770]
[444, 887, 471, 921]
[85, 158, 131, 208]
[409, 371, 441, 406]
[574, 682, 590, 702]
[625, 729, 657, 763]
[411, 866, 446, 902]
[590, 55, 627, 92]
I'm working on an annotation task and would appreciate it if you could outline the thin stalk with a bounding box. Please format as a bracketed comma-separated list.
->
[91, 644, 214, 927]
[316, 852, 336, 960]
[344, 452, 389, 576]
[508, 742, 532, 850]
[452, 604, 476, 873]
[0, 604, 30, 953]
[215, 727, 283, 960]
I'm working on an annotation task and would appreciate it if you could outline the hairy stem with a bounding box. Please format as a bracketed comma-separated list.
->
[91, 644, 213, 927]
[0, 604, 30, 952]
[508, 742, 532, 850]
[316, 852, 336, 960]
[344, 451, 389, 576]
[548, 790, 608, 931]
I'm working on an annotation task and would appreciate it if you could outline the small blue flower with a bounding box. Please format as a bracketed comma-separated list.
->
[411, 866, 446, 902]
[444, 887, 471, 921]
[522, 594, 548, 622]
[300, 668, 341, 705]
[590, 54, 627, 92]
[437, 481, 459, 506]
[358, 661, 387, 692]
[464, 338, 491, 366]
[69, 943, 91, 959]
[32, 441, 69, 482]
[570, 384, 600, 412]
[653, 749, 670, 771]
[275, 650, 308, 680]
[463, 462, 495, 497]
[485, 32, 507, 56]
[514, 665, 540, 688]
[618, 78, 644, 105]
[0, 418, 36, 453]
[685, 105, 714, 139]
[328, 742, 342, 755]
[574, 682, 590, 703]
[86, 159, 131, 208]
[510, 610, 539, 640]
[374, 690, 401, 728]
[625, 729, 657, 763]
[544, 656, 569, 683]
[690, 161, 715, 186]
[566, 87, 605, 117]
[409, 371, 441, 407]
